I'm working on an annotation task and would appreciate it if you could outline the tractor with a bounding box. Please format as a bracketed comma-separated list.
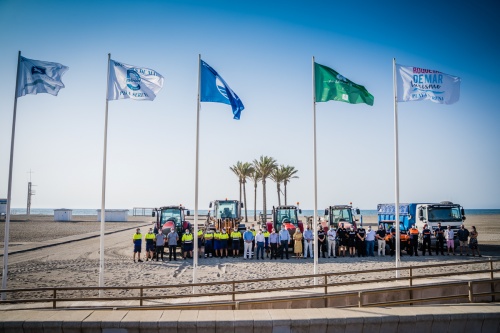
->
[152, 205, 191, 238]
[323, 204, 361, 230]
[264, 205, 303, 251]
[208, 199, 245, 233]
[151, 205, 191, 258]
[208, 199, 246, 252]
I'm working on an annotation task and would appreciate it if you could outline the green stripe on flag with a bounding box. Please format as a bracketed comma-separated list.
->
[315, 62, 374, 106]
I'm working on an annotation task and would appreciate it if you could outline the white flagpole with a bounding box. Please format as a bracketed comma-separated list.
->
[312, 56, 319, 285]
[192, 54, 201, 293]
[393, 58, 401, 278]
[99, 53, 111, 296]
[2, 51, 21, 300]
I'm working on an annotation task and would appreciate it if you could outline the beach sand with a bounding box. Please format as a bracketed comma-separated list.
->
[0, 214, 498, 298]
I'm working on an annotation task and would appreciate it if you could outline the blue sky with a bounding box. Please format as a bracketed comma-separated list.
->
[0, 0, 499, 211]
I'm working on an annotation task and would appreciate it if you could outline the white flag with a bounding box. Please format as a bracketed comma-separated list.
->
[16, 56, 68, 97]
[107, 59, 164, 101]
[396, 64, 460, 105]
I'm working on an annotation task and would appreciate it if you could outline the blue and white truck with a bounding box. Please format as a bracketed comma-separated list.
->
[377, 201, 465, 249]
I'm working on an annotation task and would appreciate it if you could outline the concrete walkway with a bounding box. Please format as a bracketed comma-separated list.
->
[0, 222, 150, 256]
[0, 303, 499, 332]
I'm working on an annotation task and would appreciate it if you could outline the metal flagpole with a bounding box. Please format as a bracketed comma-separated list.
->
[193, 54, 201, 293]
[312, 56, 319, 285]
[393, 58, 401, 278]
[99, 53, 111, 296]
[2, 51, 21, 300]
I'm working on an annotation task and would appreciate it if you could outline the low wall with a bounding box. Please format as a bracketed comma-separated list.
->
[233, 280, 500, 310]
[0, 304, 499, 333]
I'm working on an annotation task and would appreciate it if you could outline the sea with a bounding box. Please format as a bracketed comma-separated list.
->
[8, 208, 500, 217]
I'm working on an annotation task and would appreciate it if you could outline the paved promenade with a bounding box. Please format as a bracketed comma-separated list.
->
[0, 303, 499, 332]
[0, 222, 150, 256]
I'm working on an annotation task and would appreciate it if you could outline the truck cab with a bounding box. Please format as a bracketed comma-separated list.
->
[324, 205, 361, 230]
[266, 205, 303, 234]
[209, 199, 244, 233]
[265, 205, 303, 252]
[153, 205, 191, 236]
[377, 201, 465, 250]
[415, 202, 465, 248]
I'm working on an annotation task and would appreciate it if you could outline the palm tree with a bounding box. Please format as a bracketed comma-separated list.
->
[229, 161, 244, 204]
[230, 161, 254, 222]
[282, 165, 299, 205]
[252, 156, 278, 222]
[270, 165, 286, 206]
[239, 162, 254, 222]
[249, 169, 261, 221]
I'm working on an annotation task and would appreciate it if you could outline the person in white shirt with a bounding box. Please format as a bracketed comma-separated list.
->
[279, 225, 291, 259]
[445, 225, 455, 255]
[255, 230, 265, 260]
[243, 227, 254, 259]
[303, 225, 314, 258]
[376, 225, 387, 256]
[365, 226, 376, 257]
[327, 227, 337, 258]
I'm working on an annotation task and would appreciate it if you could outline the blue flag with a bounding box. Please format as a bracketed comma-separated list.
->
[17, 56, 68, 97]
[200, 60, 244, 120]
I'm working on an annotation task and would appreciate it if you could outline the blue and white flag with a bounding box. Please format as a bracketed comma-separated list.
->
[107, 59, 164, 101]
[200, 60, 244, 120]
[16, 56, 68, 97]
[396, 64, 460, 105]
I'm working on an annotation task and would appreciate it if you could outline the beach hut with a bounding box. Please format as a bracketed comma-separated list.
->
[54, 209, 73, 222]
[0, 199, 6, 219]
[96, 209, 129, 222]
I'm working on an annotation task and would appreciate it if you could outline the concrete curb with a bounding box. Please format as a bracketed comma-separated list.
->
[0, 303, 499, 333]
[0, 223, 150, 257]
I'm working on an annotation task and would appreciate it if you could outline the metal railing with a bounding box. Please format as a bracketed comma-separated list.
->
[132, 207, 154, 216]
[357, 278, 500, 307]
[0, 259, 498, 309]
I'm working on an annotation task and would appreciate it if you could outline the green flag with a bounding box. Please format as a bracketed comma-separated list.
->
[315, 62, 374, 106]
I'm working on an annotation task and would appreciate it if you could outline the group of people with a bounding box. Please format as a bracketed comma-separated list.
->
[399, 223, 480, 257]
[367, 223, 481, 258]
[201, 224, 297, 260]
[132, 222, 482, 262]
[132, 227, 181, 262]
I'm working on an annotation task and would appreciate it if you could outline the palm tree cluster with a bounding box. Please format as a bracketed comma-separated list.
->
[230, 156, 298, 222]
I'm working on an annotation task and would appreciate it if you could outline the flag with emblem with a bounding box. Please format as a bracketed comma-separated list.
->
[107, 59, 164, 101]
[200, 60, 245, 120]
[396, 64, 460, 105]
[16, 56, 69, 97]
[314, 62, 374, 106]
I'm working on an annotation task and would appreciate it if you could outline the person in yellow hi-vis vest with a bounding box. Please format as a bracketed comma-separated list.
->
[197, 229, 204, 258]
[263, 228, 270, 258]
[132, 228, 143, 263]
[182, 229, 194, 259]
[144, 228, 155, 261]
[230, 228, 242, 258]
[219, 229, 229, 258]
[213, 229, 221, 258]
[204, 229, 214, 258]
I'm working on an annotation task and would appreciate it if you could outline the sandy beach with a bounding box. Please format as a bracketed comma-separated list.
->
[0, 213, 499, 299]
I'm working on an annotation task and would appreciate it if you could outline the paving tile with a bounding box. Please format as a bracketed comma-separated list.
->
[177, 310, 199, 333]
[251, 309, 273, 333]
[285, 309, 310, 333]
[82, 310, 128, 333]
[158, 310, 181, 333]
[197, 310, 216, 333]
[215, 310, 234, 333]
